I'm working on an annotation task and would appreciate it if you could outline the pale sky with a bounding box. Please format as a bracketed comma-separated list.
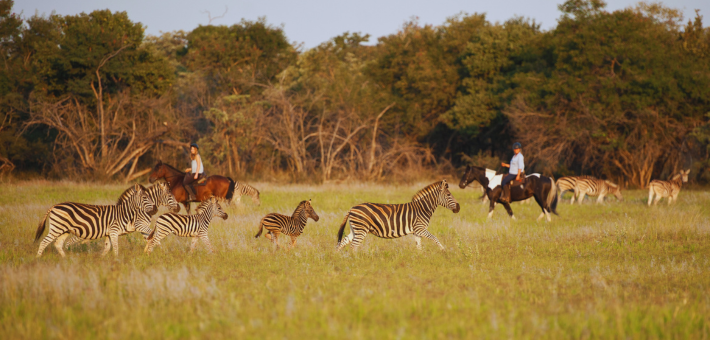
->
[13, 0, 710, 49]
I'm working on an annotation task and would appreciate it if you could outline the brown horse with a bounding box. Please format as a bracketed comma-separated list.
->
[149, 161, 235, 213]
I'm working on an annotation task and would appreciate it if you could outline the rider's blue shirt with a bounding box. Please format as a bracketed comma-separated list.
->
[509, 153, 524, 174]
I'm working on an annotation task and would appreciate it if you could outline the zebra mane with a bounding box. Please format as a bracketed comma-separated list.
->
[604, 180, 618, 188]
[292, 200, 309, 217]
[412, 181, 443, 202]
[671, 173, 682, 181]
[195, 197, 217, 214]
[117, 184, 147, 204]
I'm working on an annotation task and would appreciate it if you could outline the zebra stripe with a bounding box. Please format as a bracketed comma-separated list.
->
[574, 178, 623, 204]
[556, 175, 596, 203]
[144, 197, 228, 254]
[336, 179, 460, 251]
[64, 182, 179, 249]
[34, 184, 154, 257]
[648, 170, 690, 206]
[255, 200, 319, 249]
[233, 181, 261, 206]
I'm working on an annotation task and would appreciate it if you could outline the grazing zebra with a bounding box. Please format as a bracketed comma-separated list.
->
[34, 184, 154, 257]
[254, 199, 319, 249]
[64, 182, 180, 249]
[144, 197, 228, 254]
[648, 169, 690, 206]
[574, 178, 623, 204]
[556, 175, 596, 203]
[336, 179, 460, 251]
[233, 181, 261, 206]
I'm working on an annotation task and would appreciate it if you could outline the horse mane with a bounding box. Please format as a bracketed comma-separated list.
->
[117, 184, 147, 204]
[160, 162, 185, 175]
[412, 181, 443, 202]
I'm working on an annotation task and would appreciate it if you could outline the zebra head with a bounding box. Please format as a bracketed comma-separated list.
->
[605, 181, 623, 202]
[439, 180, 461, 213]
[199, 197, 228, 220]
[304, 199, 319, 222]
[155, 181, 180, 213]
[253, 190, 261, 206]
[118, 184, 155, 214]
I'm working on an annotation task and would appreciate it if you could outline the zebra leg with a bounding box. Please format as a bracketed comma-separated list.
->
[189, 237, 199, 254]
[654, 196, 662, 205]
[110, 232, 120, 257]
[53, 233, 70, 257]
[264, 231, 273, 240]
[336, 226, 355, 251]
[290, 236, 298, 249]
[100, 237, 111, 257]
[413, 228, 445, 250]
[648, 189, 654, 207]
[596, 194, 605, 204]
[414, 235, 422, 250]
[271, 233, 280, 250]
[37, 227, 64, 258]
[349, 229, 368, 251]
[200, 234, 214, 254]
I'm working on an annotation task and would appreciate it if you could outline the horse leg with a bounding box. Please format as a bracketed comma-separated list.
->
[500, 201, 514, 219]
[487, 201, 496, 219]
[183, 202, 191, 214]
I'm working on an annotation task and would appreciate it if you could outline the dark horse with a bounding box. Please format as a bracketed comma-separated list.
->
[459, 165, 558, 221]
[149, 161, 235, 213]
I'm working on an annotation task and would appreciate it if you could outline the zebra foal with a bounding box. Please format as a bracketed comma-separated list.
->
[574, 178, 623, 204]
[336, 179, 460, 251]
[64, 182, 179, 249]
[144, 197, 228, 254]
[255, 199, 319, 249]
[34, 184, 154, 257]
[233, 181, 261, 206]
[648, 169, 690, 206]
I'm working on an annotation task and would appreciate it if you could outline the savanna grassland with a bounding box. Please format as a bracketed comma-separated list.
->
[1, 180, 709, 339]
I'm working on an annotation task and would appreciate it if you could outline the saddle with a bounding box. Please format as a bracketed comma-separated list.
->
[510, 173, 527, 187]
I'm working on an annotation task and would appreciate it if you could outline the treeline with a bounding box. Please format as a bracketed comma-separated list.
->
[1, 0, 709, 186]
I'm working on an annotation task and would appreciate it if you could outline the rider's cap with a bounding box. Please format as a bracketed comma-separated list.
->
[190, 142, 199, 149]
[512, 142, 522, 150]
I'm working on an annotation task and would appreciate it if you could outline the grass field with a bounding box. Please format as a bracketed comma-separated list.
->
[1, 179, 709, 339]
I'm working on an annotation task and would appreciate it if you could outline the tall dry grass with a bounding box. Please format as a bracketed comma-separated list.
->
[0, 181, 709, 338]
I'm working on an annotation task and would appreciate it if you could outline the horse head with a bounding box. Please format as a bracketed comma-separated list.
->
[459, 165, 488, 189]
[149, 160, 164, 183]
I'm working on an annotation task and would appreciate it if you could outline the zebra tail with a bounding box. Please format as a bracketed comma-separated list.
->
[255, 217, 265, 238]
[547, 176, 559, 215]
[225, 177, 236, 203]
[34, 207, 52, 242]
[336, 212, 350, 244]
[147, 227, 157, 241]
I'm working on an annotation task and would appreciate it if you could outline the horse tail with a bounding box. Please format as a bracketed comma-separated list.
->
[547, 176, 559, 215]
[336, 212, 350, 244]
[225, 177, 236, 203]
[35, 206, 52, 242]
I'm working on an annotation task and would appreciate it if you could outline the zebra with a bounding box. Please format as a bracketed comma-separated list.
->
[573, 178, 623, 204]
[556, 175, 597, 203]
[232, 181, 261, 206]
[64, 182, 180, 249]
[144, 196, 228, 254]
[34, 184, 154, 258]
[254, 199, 319, 249]
[648, 169, 690, 206]
[336, 179, 460, 251]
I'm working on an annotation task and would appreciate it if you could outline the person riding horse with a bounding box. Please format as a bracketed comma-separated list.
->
[183, 142, 204, 201]
[500, 142, 524, 203]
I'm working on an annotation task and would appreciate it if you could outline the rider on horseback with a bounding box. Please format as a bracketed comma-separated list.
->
[183, 142, 204, 201]
[500, 142, 524, 203]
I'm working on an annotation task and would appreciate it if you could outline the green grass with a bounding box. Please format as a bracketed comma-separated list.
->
[1, 180, 709, 339]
